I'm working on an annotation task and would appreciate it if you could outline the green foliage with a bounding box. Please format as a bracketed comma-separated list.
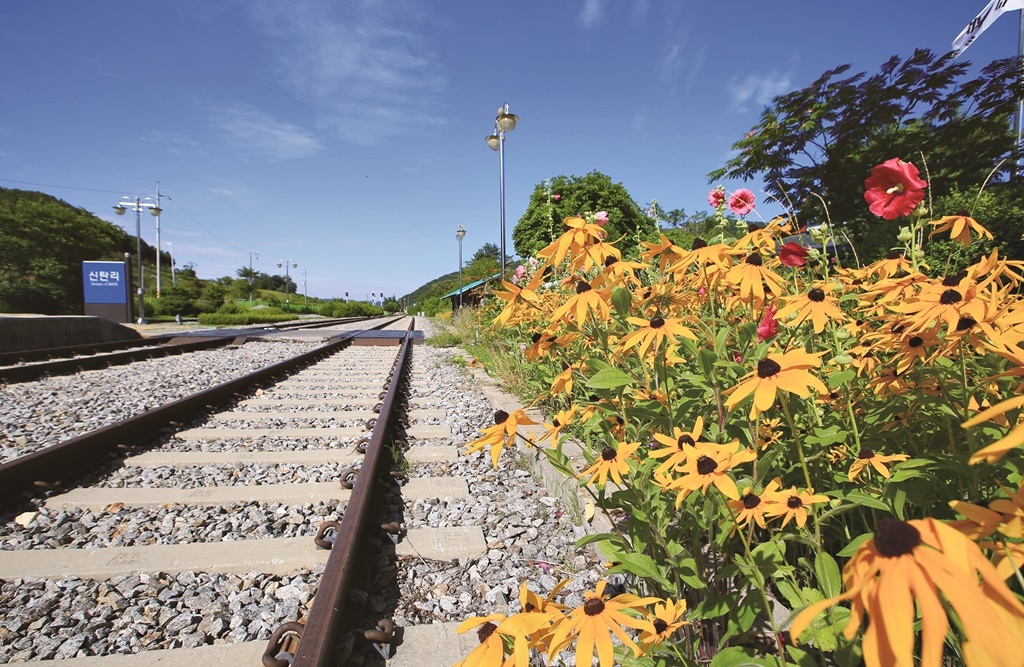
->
[197, 310, 293, 326]
[382, 298, 400, 313]
[319, 300, 384, 317]
[924, 183, 1024, 272]
[513, 171, 657, 260]
[426, 331, 463, 347]
[709, 49, 1024, 261]
[0, 188, 129, 314]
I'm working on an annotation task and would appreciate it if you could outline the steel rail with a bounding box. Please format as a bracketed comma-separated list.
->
[0, 318, 402, 511]
[0, 336, 235, 383]
[0, 336, 173, 366]
[285, 318, 415, 667]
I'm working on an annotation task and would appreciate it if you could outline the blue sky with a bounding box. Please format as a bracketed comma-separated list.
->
[1, 1, 1019, 300]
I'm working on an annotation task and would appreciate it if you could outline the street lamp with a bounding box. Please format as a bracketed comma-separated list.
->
[486, 102, 518, 278]
[167, 242, 176, 287]
[277, 259, 297, 312]
[113, 195, 161, 324]
[456, 224, 466, 309]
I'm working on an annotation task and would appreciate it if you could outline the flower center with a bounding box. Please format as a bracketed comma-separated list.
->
[757, 358, 782, 378]
[743, 493, 762, 509]
[691, 238, 708, 250]
[494, 410, 509, 425]
[650, 316, 665, 328]
[676, 434, 695, 449]
[874, 518, 921, 557]
[908, 336, 924, 348]
[939, 289, 962, 305]
[745, 253, 763, 266]
[532, 333, 542, 344]
[858, 448, 875, 459]
[653, 619, 668, 634]
[885, 250, 904, 260]
[584, 598, 606, 616]
[696, 455, 718, 475]
[576, 281, 592, 294]
[601, 447, 617, 461]
[477, 622, 497, 643]
[552, 419, 561, 427]
[956, 316, 977, 331]
[885, 182, 905, 195]
[891, 323, 906, 334]
[604, 256, 617, 267]
[807, 288, 826, 302]
[786, 495, 803, 509]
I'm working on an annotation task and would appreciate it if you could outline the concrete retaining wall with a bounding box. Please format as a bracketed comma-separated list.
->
[0, 315, 141, 354]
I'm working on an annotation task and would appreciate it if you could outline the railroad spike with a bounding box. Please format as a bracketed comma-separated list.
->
[262, 621, 305, 667]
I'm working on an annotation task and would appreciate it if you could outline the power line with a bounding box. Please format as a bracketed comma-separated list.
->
[163, 194, 248, 254]
[0, 178, 125, 195]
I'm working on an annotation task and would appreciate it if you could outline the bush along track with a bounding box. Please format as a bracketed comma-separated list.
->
[450, 164, 1024, 667]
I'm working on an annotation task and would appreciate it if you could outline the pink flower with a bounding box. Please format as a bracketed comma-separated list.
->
[515, 264, 526, 278]
[708, 188, 726, 208]
[510, 274, 519, 285]
[519, 343, 527, 351]
[864, 158, 927, 220]
[757, 304, 778, 342]
[594, 211, 608, 226]
[536, 561, 552, 573]
[552, 194, 561, 201]
[728, 188, 756, 216]
[778, 242, 809, 267]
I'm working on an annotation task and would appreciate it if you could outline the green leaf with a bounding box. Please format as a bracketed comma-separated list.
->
[827, 369, 856, 388]
[710, 646, 781, 667]
[585, 367, 635, 389]
[611, 286, 632, 318]
[844, 489, 891, 512]
[805, 425, 848, 447]
[785, 644, 820, 667]
[814, 551, 842, 599]
[837, 532, 873, 557]
[575, 532, 619, 548]
[698, 348, 718, 379]
[691, 594, 735, 619]
[612, 552, 672, 589]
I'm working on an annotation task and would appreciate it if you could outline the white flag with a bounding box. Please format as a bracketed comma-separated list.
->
[953, 0, 1024, 56]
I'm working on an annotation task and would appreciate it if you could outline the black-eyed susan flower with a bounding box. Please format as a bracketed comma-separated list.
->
[763, 486, 828, 528]
[493, 271, 545, 326]
[663, 441, 756, 501]
[725, 252, 786, 307]
[790, 518, 1024, 667]
[455, 611, 556, 667]
[930, 212, 994, 247]
[949, 500, 1003, 540]
[648, 418, 707, 474]
[537, 408, 575, 447]
[640, 233, 686, 272]
[847, 448, 909, 482]
[579, 441, 641, 487]
[963, 394, 1024, 464]
[618, 315, 696, 358]
[545, 580, 658, 667]
[980, 540, 1024, 581]
[724, 349, 828, 419]
[549, 280, 611, 327]
[465, 409, 537, 468]
[728, 478, 783, 529]
[891, 281, 987, 334]
[538, 216, 607, 267]
[775, 283, 846, 333]
[637, 599, 690, 653]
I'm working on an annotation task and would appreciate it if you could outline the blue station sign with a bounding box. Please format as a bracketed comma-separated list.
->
[82, 261, 128, 304]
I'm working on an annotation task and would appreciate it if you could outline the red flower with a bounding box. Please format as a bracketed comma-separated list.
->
[708, 188, 726, 208]
[863, 158, 927, 220]
[757, 304, 778, 342]
[728, 188, 756, 216]
[778, 242, 809, 267]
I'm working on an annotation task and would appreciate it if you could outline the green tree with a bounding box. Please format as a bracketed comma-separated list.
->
[513, 171, 656, 260]
[708, 50, 1024, 260]
[0, 188, 128, 314]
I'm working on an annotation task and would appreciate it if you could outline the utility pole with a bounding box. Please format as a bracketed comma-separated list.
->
[249, 249, 259, 303]
[154, 182, 163, 297]
[302, 269, 308, 305]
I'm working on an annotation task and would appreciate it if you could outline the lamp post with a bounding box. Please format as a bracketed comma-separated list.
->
[154, 183, 163, 297]
[167, 242, 176, 287]
[456, 224, 466, 309]
[486, 102, 518, 278]
[113, 195, 161, 324]
[277, 259, 297, 312]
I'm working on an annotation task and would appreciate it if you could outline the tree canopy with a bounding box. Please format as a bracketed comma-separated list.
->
[708, 49, 1024, 258]
[513, 171, 656, 260]
[0, 188, 132, 314]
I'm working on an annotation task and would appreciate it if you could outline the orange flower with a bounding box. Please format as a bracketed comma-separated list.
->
[618, 315, 696, 357]
[790, 518, 1024, 667]
[847, 448, 909, 482]
[549, 280, 611, 327]
[638, 599, 690, 653]
[725, 252, 786, 307]
[725, 349, 828, 419]
[661, 441, 756, 501]
[775, 283, 846, 333]
[465, 409, 537, 468]
[763, 486, 828, 528]
[930, 212, 994, 247]
[962, 394, 1024, 464]
[579, 441, 640, 487]
[728, 478, 783, 529]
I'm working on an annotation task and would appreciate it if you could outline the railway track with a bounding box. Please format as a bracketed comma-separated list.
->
[0, 316, 373, 384]
[0, 316, 603, 666]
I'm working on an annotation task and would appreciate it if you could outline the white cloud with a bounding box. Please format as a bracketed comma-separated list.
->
[578, 0, 604, 28]
[244, 0, 446, 146]
[728, 71, 793, 112]
[206, 103, 322, 160]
